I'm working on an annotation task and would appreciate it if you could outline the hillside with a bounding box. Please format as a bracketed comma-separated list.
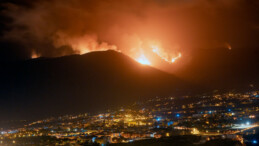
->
[0, 50, 192, 121]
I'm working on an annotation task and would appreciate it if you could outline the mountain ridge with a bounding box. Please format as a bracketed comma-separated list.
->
[0, 50, 193, 121]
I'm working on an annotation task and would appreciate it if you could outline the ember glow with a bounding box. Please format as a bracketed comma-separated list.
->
[129, 42, 181, 66]
[61, 36, 182, 67]
[53, 33, 118, 55]
[31, 51, 40, 59]
[136, 54, 151, 65]
[171, 53, 182, 63]
[151, 45, 182, 64]
[225, 43, 232, 50]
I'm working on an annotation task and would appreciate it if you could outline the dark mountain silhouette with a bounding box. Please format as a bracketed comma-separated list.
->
[0, 50, 193, 121]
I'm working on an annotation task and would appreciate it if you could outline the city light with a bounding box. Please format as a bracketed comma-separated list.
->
[156, 117, 162, 122]
[92, 137, 96, 143]
[166, 133, 170, 137]
[167, 121, 174, 126]
[0, 91, 258, 145]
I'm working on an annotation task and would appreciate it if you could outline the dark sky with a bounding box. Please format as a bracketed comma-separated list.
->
[0, 0, 259, 64]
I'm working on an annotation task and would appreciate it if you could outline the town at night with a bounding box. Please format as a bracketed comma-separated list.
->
[1, 90, 258, 145]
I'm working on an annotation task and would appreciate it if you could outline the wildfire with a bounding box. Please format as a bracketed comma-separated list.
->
[171, 53, 182, 63]
[227, 44, 232, 50]
[31, 51, 40, 59]
[54, 33, 118, 55]
[225, 43, 232, 50]
[136, 54, 151, 65]
[59, 35, 181, 66]
[132, 42, 182, 66]
[151, 45, 181, 63]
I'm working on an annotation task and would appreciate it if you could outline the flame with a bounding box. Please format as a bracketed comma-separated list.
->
[136, 54, 151, 65]
[225, 43, 232, 50]
[76, 42, 117, 55]
[31, 51, 40, 59]
[54, 33, 181, 66]
[54, 33, 118, 55]
[151, 45, 181, 63]
[227, 44, 232, 50]
[171, 53, 182, 63]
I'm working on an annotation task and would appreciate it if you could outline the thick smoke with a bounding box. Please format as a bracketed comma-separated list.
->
[0, 0, 259, 60]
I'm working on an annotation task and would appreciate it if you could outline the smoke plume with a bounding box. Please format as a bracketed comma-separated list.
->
[0, 0, 258, 63]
